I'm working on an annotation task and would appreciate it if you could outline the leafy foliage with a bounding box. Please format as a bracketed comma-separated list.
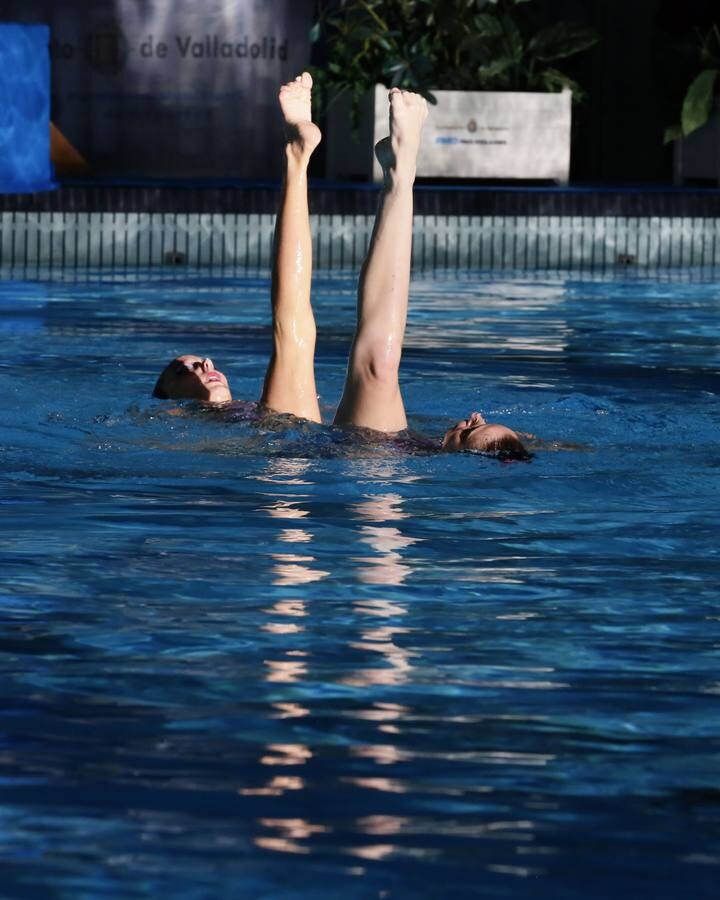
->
[310, 0, 598, 115]
[665, 24, 720, 142]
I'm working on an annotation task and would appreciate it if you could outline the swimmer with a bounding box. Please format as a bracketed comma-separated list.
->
[152, 73, 528, 459]
[153, 71, 322, 423]
[332, 88, 529, 459]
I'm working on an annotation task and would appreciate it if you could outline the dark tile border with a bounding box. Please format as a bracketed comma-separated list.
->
[1, 181, 720, 217]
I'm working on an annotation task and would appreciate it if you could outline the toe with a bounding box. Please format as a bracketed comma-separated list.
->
[300, 71, 313, 88]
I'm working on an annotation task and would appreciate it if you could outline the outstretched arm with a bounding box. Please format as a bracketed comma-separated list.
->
[333, 89, 427, 433]
[260, 72, 322, 423]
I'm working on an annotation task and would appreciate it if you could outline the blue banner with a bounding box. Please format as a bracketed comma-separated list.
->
[0, 23, 55, 193]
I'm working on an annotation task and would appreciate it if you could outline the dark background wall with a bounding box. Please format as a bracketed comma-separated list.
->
[306, 0, 716, 185]
[561, 0, 716, 183]
[0, 0, 715, 183]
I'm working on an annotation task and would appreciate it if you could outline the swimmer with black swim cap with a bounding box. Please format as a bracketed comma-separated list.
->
[153, 356, 231, 402]
[152, 72, 529, 460]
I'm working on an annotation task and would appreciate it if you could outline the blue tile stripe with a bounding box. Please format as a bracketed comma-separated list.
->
[0, 212, 719, 271]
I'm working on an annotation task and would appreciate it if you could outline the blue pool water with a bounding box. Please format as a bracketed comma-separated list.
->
[1, 268, 719, 899]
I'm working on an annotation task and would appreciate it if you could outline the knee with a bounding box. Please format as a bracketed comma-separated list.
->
[353, 340, 401, 386]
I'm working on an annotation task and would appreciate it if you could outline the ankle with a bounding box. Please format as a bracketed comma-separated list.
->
[285, 141, 312, 169]
[383, 165, 416, 191]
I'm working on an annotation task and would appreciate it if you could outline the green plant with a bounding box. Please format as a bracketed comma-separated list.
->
[665, 24, 720, 142]
[310, 0, 598, 116]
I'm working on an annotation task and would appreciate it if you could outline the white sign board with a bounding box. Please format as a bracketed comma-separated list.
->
[423, 89, 569, 182]
[373, 87, 571, 182]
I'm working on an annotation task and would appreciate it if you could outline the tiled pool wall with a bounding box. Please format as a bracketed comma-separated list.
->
[1, 185, 719, 272]
[1, 211, 719, 271]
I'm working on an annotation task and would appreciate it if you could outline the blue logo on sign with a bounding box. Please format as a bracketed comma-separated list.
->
[436, 136, 459, 145]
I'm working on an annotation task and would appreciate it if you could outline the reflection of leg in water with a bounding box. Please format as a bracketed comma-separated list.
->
[352, 489, 419, 586]
[258, 458, 329, 587]
[261, 72, 322, 422]
[334, 89, 428, 433]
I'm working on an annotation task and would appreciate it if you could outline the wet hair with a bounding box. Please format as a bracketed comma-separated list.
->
[152, 359, 176, 399]
[473, 432, 532, 462]
[492, 447, 533, 463]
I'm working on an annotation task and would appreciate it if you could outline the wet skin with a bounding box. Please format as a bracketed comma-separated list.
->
[153, 372, 525, 455]
[153, 369, 525, 457]
[153, 77, 530, 453]
[157, 355, 232, 403]
[441, 411, 525, 453]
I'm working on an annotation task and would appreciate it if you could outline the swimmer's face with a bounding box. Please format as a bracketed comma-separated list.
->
[154, 355, 232, 402]
[442, 411, 526, 455]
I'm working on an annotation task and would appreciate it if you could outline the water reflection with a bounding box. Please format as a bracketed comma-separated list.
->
[264, 657, 307, 682]
[341, 595, 417, 689]
[239, 741, 312, 797]
[410, 279, 569, 355]
[345, 484, 419, 687]
[245, 455, 554, 872]
[260, 744, 313, 766]
[341, 776, 409, 794]
[258, 459, 329, 588]
[238, 774, 306, 798]
[351, 490, 420, 586]
[271, 700, 310, 719]
[254, 817, 329, 855]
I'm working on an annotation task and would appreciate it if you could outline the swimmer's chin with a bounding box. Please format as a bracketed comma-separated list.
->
[173, 397, 233, 409]
[201, 397, 233, 406]
[204, 387, 233, 403]
[155, 397, 235, 417]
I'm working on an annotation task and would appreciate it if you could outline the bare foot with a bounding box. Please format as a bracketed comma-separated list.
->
[278, 72, 321, 159]
[377, 88, 427, 183]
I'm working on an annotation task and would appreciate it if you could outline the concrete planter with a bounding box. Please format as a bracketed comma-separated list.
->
[673, 107, 720, 185]
[326, 86, 572, 183]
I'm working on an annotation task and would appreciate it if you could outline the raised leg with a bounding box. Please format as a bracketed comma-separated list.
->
[333, 89, 427, 433]
[260, 72, 322, 422]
